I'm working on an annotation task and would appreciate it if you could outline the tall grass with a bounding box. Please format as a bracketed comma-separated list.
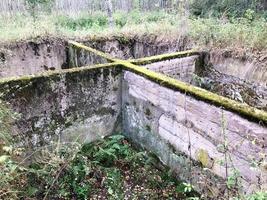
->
[189, 17, 267, 50]
[0, 10, 266, 51]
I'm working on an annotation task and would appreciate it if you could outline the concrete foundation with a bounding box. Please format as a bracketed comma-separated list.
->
[0, 40, 266, 198]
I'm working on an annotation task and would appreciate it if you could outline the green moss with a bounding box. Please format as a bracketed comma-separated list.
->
[129, 50, 201, 65]
[0, 100, 17, 145]
[0, 62, 119, 85]
[68, 40, 117, 63]
[119, 61, 267, 124]
[115, 35, 133, 45]
[145, 125, 151, 132]
[197, 149, 209, 167]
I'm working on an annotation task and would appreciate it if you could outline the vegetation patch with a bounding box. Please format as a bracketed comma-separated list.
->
[0, 134, 201, 199]
[0, 10, 266, 52]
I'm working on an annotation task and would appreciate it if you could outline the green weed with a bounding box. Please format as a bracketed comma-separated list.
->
[0, 133, 201, 199]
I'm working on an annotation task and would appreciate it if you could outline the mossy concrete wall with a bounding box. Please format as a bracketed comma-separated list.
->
[0, 64, 122, 148]
[1, 39, 266, 198]
[68, 43, 110, 68]
[67, 41, 267, 197]
[122, 71, 267, 198]
[0, 37, 189, 78]
[76, 36, 190, 60]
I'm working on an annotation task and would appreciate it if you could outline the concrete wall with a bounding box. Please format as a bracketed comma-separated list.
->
[122, 71, 267, 198]
[1, 39, 266, 198]
[81, 37, 189, 60]
[0, 65, 122, 148]
[0, 39, 111, 78]
[210, 50, 267, 86]
[68, 45, 109, 67]
[0, 37, 189, 78]
[142, 55, 200, 83]
[0, 57, 266, 198]
[0, 39, 68, 78]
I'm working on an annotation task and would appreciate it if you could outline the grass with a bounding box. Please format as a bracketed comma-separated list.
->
[0, 11, 266, 51]
[189, 17, 267, 51]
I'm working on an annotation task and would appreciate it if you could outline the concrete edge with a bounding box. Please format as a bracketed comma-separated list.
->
[119, 61, 267, 124]
[129, 50, 202, 65]
[2, 41, 266, 124]
[68, 40, 117, 62]
[0, 62, 119, 84]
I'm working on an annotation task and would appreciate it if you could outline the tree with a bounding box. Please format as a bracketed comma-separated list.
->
[105, 0, 114, 28]
[25, 0, 53, 20]
[190, 0, 265, 17]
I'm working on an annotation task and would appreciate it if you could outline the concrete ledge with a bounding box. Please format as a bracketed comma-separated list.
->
[68, 41, 267, 124]
[69, 40, 117, 63]
[119, 61, 267, 124]
[129, 50, 202, 65]
[0, 62, 122, 147]
[0, 62, 119, 84]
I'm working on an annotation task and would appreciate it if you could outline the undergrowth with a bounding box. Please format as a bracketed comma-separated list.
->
[0, 11, 266, 51]
[1, 99, 266, 199]
[1, 134, 200, 199]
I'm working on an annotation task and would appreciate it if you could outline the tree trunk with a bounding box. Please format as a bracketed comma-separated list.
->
[105, 0, 114, 28]
[264, 0, 267, 10]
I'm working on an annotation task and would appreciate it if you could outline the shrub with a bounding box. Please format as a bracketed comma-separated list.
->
[190, 0, 265, 18]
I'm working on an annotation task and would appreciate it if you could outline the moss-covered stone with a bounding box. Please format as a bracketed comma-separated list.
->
[196, 149, 214, 168]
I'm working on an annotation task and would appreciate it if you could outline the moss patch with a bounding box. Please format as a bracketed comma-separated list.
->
[197, 149, 211, 168]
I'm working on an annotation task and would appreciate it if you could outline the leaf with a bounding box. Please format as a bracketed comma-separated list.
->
[111, 143, 121, 150]
[0, 155, 10, 164]
[27, 186, 39, 196]
[108, 188, 113, 195]
[3, 146, 13, 153]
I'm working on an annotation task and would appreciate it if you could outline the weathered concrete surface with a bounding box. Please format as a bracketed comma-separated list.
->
[68, 43, 110, 67]
[122, 71, 267, 198]
[0, 37, 189, 78]
[139, 51, 267, 111]
[0, 39, 68, 77]
[0, 66, 122, 148]
[1, 38, 266, 198]
[198, 67, 267, 111]
[79, 36, 189, 60]
[142, 55, 200, 83]
[210, 50, 267, 86]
